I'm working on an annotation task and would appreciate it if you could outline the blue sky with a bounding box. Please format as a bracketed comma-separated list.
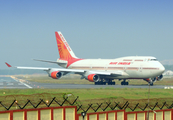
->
[0, 0, 173, 69]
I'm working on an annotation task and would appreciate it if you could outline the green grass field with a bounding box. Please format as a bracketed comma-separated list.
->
[1, 74, 173, 112]
[0, 86, 173, 100]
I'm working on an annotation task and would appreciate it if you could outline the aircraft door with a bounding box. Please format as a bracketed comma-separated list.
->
[139, 66, 142, 72]
[105, 64, 108, 71]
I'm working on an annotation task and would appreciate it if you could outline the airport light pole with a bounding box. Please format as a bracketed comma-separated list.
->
[147, 83, 150, 120]
[81, 112, 86, 120]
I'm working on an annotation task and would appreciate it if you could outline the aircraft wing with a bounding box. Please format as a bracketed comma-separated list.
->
[5, 62, 125, 75]
[5, 62, 49, 70]
[5, 62, 127, 81]
[5, 62, 84, 72]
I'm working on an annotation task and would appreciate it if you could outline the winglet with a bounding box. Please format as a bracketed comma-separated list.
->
[5, 62, 12, 67]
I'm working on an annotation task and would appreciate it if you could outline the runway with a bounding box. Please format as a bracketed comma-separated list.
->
[0, 77, 171, 89]
[32, 82, 168, 89]
[0, 77, 32, 89]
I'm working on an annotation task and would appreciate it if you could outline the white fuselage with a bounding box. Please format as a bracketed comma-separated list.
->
[67, 56, 165, 79]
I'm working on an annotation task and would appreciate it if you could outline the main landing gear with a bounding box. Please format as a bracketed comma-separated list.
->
[94, 79, 115, 85]
[120, 79, 129, 85]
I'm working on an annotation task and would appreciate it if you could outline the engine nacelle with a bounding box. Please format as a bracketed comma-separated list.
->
[156, 75, 163, 81]
[144, 74, 164, 83]
[50, 71, 62, 79]
[87, 74, 100, 82]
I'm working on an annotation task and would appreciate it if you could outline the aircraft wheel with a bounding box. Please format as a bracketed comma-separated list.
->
[95, 82, 98, 85]
[112, 82, 115, 85]
[125, 82, 129, 85]
[95, 82, 106, 85]
[121, 82, 124, 85]
[103, 82, 106, 85]
[108, 82, 115, 85]
[150, 82, 153, 86]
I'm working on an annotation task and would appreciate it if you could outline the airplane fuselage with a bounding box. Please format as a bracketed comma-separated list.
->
[66, 56, 165, 80]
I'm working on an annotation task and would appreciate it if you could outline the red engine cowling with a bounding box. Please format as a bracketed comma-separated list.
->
[87, 74, 99, 82]
[50, 71, 62, 79]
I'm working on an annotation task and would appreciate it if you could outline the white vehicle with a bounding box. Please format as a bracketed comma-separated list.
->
[6, 31, 165, 86]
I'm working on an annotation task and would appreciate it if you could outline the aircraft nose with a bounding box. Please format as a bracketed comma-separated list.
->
[160, 65, 165, 73]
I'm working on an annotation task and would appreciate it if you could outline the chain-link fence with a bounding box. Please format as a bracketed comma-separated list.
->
[0, 93, 173, 113]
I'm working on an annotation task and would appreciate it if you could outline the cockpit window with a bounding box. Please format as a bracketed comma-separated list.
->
[148, 59, 157, 61]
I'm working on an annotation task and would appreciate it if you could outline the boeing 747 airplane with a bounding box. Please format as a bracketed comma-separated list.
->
[6, 31, 165, 86]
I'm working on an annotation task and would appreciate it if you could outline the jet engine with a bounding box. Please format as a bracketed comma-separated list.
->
[144, 74, 164, 84]
[50, 71, 63, 79]
[87, 74, 100, 82]
[156, 75, 163, 81]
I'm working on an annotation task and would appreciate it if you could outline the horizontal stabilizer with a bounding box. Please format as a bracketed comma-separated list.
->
[33, 59, 67, 64]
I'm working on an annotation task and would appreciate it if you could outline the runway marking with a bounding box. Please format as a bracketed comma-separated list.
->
[0, 87, 28, 89]
[11, 77, 32, 89]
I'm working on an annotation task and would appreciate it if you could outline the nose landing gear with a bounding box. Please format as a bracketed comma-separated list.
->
[149, 82, 153, 86]
[148, 78, 155, 86]
[144, 78, 154, 86]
